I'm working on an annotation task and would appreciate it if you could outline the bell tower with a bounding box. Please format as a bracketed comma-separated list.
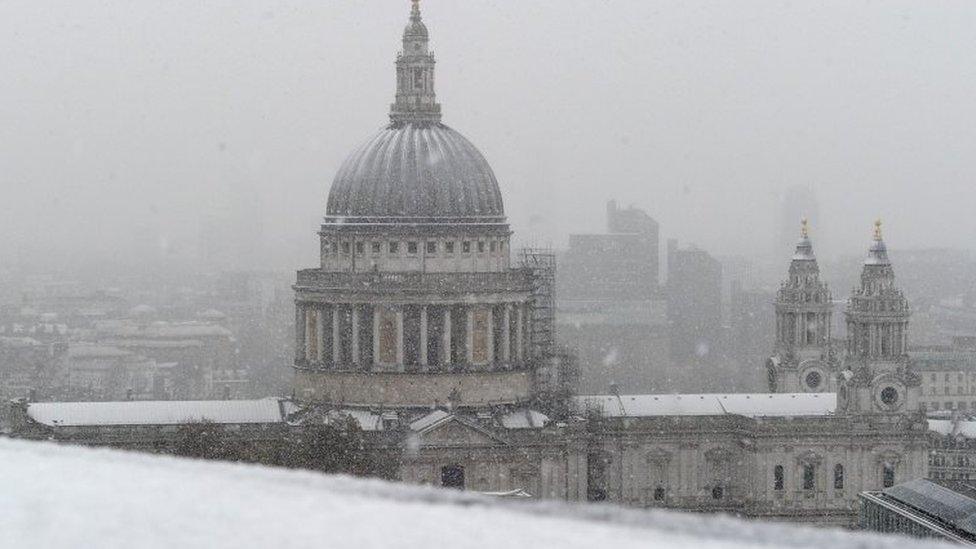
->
[767, 220, 836, 392]
[837, 221, 920, 415]
[390, 0, 442, 125]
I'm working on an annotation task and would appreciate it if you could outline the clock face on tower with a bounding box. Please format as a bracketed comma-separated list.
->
[874, 382, 905, 411]
[799, 361, 828, 392]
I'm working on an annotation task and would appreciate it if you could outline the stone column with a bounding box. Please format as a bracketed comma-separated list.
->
[332, 306, 341, 365]
[442, 307, 452, 365]
[303, 306, 314, 361]
[373, 305, 381, 367]
[351, 305, 361, 365]
[516, 305, 525, 363]
[486, 306, 495, 364]
[502, 304, 512, 364]
[420, 305, 429, 368]
[295, 304, 305, 363]
[316, 308, 326, 363]
[466, 307, 474, 364]
[396, 307, 405, 370]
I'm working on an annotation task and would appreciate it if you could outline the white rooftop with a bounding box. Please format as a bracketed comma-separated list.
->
[929, 419, 976, 438]
[27, 398, 288, 427]
[575, 393, 837, 418]
[409, 409, 451, 432]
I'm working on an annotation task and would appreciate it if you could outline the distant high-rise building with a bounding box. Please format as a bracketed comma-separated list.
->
[559, 200, 659, 301]
[557, 201, 668, 393]
[666, 240, 722, 366]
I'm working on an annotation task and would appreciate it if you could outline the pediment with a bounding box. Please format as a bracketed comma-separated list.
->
[416, 417, 508, 447]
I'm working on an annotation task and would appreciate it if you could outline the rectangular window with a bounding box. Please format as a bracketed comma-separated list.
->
[426, 241, 437, 254]
[490, 241, 497, 252]
[341, 242, 351, 254]
[371, 242, 381, 254]
[389, 242, 399, 254]
[332, 242, 339, 253]
[462, 241, 471, 253]
[355, 242, 364, 255]
[773, 465, 784, 491]
[322, 241, 331, 254]
[477, 241, 485, 253]
[445, 242, 455, 254]
[407, 242, 418, 254]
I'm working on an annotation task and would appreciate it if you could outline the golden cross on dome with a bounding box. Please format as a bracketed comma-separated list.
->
[800, 218, 809, 238]
[874, 219, 883, 241]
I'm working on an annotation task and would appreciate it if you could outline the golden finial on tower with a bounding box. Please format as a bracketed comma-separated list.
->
[873, 219, 883, 241]
[800, 218, 809, 238]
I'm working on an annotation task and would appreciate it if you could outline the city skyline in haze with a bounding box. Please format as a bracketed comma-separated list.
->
[2, 1, 975, 273]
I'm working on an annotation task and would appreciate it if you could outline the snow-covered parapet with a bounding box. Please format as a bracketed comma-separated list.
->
[0, 439, 941, 549]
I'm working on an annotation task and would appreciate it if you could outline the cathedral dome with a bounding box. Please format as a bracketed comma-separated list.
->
[324, 1, 504, 224]
[325, 123, 505, 222]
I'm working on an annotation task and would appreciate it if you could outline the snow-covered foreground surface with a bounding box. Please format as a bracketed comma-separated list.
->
[0, 439, 949, 549]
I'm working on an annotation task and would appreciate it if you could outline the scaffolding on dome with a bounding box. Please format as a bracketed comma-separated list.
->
[518, 247, 556, 359]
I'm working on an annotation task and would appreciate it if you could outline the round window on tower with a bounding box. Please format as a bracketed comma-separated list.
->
[880, 386, 899, 406]
[805, 371, 823, 390]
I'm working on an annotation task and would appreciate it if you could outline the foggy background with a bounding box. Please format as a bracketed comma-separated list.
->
[2, 0, 975, 274]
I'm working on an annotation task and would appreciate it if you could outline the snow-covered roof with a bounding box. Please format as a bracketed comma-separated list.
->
[575, 393, 836, 418]
[929, 419, 976, 438]
[323, 409, 383, 431]
[499, 409, 549, 429]
[0, 336, 42, 348]
[0, 438, 940, 548]
[96, 321, 233, 339]
[27, 398, 288, 427]
[68, 343, 131, 359]
[410, 409, 451, 432]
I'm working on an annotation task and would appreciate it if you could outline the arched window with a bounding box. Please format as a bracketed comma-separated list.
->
[711, 486, 724, 500]
[773, 465, 784, 491]
[834, 464, 844, 490]
[802, 464, 816, 490]
[883, 464, 896, 488]
[653, 487, 665, 501]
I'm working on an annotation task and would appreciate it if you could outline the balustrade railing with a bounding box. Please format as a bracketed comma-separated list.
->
[295, 269, 534, 292]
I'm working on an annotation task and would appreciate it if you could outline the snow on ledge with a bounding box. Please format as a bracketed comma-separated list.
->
[574, 393, 837, 418]
[0, 439, 940, 549]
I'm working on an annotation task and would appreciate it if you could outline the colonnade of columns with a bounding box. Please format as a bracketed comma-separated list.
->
[297, 302, 528, 371]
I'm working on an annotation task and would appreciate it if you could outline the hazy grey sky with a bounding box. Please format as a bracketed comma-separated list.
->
[2, 1, 975, 271]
